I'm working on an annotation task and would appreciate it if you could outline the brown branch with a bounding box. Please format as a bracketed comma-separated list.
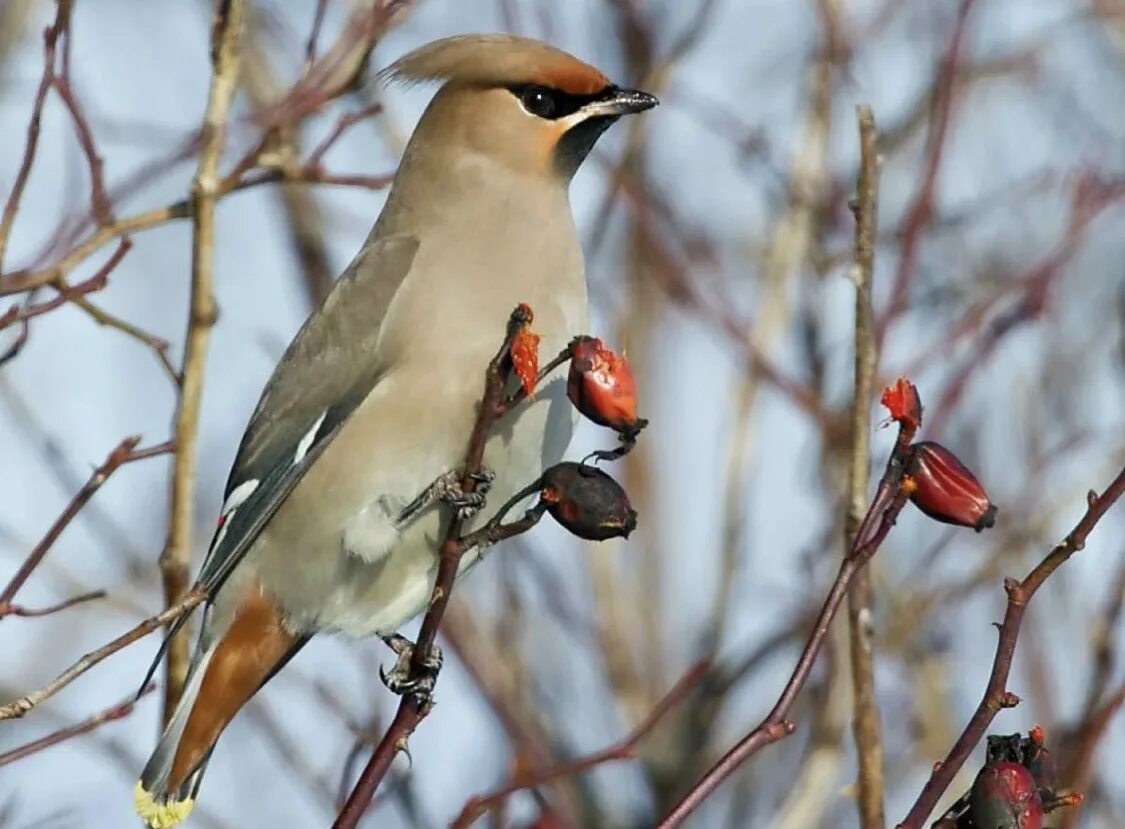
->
[896, 465, 1125, 828]
[1, 203, 189, 296]
[451, 660, 710, 829]
[0, 436, 172, 607]
[0, 0, 71, 272]
[0, 589, 206, 720]
[656, 415, 918, 828]
[333, 307, 537, 829]
[52, 73, 114, 230]
[0, 684, 155, 767]
[0, 238, 130, 331]
[0, 589, 106, 620]
[847, 104, 886, 829]
[1, 162, 392, 299]
[159, 0, 247, 725]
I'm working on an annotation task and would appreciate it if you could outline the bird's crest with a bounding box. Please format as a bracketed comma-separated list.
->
[381, 34, 611, 96]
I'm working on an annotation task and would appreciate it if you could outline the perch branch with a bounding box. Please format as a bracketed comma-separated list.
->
[333, 307, 559, 828]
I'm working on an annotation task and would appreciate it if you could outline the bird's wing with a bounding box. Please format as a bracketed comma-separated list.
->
[195, 232, 420, 596]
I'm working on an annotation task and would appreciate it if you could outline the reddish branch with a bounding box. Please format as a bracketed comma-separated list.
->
[0, 238, 130, 331]
[656, 414, 919, 828]
[333, 307, 560, 829]
[896, 464, 1125, 828]
[0, 0, 73, 272]
[0, 684, 155, 768]
[451, 660, 710, 829]
[0, 436, 173, 609]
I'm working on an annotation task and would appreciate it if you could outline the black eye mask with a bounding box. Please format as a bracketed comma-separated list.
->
[508, 83, 616, 120]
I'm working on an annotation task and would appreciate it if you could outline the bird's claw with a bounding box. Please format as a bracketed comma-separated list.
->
[379, 634, 443, 701]
[396, 467, 494, 525]
[435, 468, 493, 519]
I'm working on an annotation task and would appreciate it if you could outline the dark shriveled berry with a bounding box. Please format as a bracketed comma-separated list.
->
[540, 462, 637, 541]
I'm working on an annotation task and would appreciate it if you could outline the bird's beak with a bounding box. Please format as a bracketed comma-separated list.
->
[581, 86, 660, 118]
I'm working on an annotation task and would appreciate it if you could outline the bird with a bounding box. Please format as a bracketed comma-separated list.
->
[135, 33, 657, 828]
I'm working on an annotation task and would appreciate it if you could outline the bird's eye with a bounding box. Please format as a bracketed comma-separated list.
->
[518, 86, 557, 118]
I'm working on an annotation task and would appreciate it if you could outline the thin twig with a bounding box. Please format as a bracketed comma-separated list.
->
[0, 589, 106, 620]
[656, 413, 919, 828]
[451, 660, 710, 829]
[896, 465, 1125, 828]
[0, 1, 72, 272]
[159, 0, 247, 724]
[1, 165, 392, 298]
[0, 239, 130, 331]
[847, 104, 886, 829]
[0, 589, 206, 720]
[0, 684, 155, 767]
[333, 307, 536, 828]
[0, 436, 172, 607]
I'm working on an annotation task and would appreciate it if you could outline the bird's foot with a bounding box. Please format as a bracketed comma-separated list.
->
[379, 634, 443, 700]
[397, 468, 494, 524]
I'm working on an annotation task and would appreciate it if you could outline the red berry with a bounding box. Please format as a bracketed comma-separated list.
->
[906, 442, 997, 531]
[566, 337, 641, 433]
[969, 761, 1043, 829]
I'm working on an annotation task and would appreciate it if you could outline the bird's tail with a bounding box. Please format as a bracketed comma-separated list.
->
[135, 642, 216, 828]
[135, 591, 306, 828]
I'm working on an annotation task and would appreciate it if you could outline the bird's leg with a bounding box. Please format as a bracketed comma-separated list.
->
[379, 634, 444, 698]
[396, 468, 495, 525]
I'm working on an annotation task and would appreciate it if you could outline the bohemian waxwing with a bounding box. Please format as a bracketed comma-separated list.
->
[135, 33, 657, 827]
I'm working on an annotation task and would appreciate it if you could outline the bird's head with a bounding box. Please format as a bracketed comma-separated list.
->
[382, 34, 658, 182]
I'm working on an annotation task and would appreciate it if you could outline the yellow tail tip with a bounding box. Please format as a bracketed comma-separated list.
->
[134, 781, 194, 828]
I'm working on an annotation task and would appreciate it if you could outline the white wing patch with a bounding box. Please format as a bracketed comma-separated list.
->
[294, 411, 328, 465]
[220, 479, 260, 517]
[212, 478, 259, 552]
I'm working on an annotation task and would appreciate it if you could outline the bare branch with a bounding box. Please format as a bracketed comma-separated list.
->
[847, 104, 886, 829]
[0, 435, 172, 607]
[896, 465, 1125, 828]
[333, 307, 538, 829]
[451, 661, 710, 829]
[656, 406, 919, 828]
[0, 684, 156, 767]
[0, 589, 106, 620]
[0, 589, 205, 720]
[159, 0, 247, 724]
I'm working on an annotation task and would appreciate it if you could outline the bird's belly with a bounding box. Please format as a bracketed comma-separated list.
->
[252, 374, 576, 638]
